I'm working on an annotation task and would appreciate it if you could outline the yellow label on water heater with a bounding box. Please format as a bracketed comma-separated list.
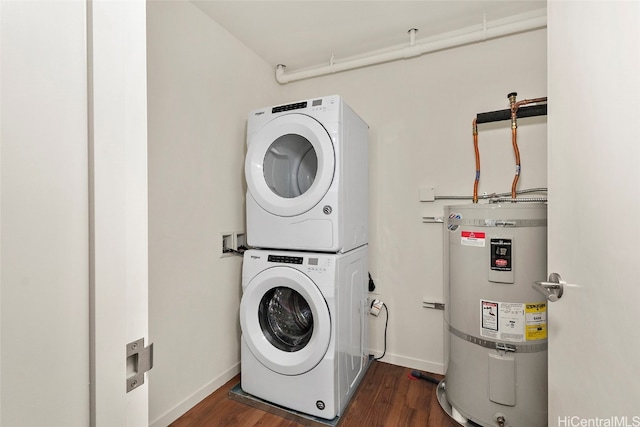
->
[525, 302, 547, 340]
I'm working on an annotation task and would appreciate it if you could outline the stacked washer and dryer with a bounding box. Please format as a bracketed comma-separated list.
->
[240, 95, 370, 420]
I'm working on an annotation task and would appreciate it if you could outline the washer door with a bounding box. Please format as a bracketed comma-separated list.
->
[240, 266, 331, 376]
[245, 114, 335, 217]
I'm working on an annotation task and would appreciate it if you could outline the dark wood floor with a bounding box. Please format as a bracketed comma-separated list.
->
[170, 361, 459, 427]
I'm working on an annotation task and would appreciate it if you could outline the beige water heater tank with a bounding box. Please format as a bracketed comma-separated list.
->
[440, 203, 548, 427]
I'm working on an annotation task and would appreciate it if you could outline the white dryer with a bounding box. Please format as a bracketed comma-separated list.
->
[240, 246, 369, 420]
[245, 95, 368, 253]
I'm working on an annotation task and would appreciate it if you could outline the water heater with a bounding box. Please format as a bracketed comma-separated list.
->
[440, 203, 547, 427]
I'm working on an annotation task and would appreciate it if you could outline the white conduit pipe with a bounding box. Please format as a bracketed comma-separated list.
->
[275, 12, 547, 84]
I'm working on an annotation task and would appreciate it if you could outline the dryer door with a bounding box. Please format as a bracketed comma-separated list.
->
[240, 266, 331, 376]
[245, 114, 335, 217]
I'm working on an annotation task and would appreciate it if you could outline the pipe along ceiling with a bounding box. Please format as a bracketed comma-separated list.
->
[275, 10, 546, 84]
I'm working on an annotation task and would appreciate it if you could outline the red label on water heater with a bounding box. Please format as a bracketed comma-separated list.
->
[461, 231, 486, 247]
[461, 231, 485, 239]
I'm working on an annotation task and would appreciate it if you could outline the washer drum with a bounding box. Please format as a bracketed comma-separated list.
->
[443, 203, 547, 427]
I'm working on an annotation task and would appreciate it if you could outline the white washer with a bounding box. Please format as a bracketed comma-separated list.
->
[240, 246, 369, 420]
[245, 95, 368, 253]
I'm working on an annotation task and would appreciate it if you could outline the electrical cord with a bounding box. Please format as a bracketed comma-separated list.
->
[373, 302, 388, 361]
[369, 302, 439, 386]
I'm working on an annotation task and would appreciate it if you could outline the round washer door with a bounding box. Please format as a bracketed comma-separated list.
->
[245, 114, 335, 217]
[240, 266, 331, 376]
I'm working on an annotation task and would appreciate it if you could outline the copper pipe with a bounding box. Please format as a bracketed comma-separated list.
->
[508, 93, 520, 199]
[515, 97, 548, 109]
[507, 93, 548, 199]
[472, 118, 480, 203]
[510, 125, 521, 198]
[473, 94, 547, 203]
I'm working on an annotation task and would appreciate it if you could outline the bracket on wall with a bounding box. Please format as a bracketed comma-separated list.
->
[476, 103, 547, 124]
[422, 216, 444, 223]
[422, 301, 445, 310]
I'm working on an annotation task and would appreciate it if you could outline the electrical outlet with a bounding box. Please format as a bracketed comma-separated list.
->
[419, 185, 435, 202]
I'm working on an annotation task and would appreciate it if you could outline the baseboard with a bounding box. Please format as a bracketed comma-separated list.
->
[150, 363, 240, 427]
[366, 349, 445, 375]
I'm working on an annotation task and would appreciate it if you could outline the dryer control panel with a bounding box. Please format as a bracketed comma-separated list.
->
[269, 96, 338, 115]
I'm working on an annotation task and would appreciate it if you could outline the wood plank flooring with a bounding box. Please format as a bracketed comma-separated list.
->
[170, 361, 460, 427]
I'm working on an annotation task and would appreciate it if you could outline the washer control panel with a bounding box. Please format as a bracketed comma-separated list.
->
[267, 254, 303, 264]
[266, 254, 332, 273]
[306, 256, 332, 273]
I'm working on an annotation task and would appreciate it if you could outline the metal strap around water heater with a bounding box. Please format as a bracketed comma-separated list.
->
[447, 218, 547, 228]
[448, 325, 547, 353]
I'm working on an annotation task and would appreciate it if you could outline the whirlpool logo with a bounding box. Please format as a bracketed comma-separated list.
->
[250, 255, 261, 260]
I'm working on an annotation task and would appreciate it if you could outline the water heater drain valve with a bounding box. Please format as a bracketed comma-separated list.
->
[370, 299, 384, 316]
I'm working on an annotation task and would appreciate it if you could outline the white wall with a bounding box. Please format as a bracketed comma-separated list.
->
[146, 2, 546, 422]
[281, 28, 547, 372]
[146, 2, 280, 425]
[0, 2, 90, 426]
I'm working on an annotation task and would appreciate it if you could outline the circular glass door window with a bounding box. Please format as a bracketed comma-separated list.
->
[245, 113, 335, 217]
[240, 266, 331, 375]
[263, 134, 318, 199]
[258, 286, 313, 352]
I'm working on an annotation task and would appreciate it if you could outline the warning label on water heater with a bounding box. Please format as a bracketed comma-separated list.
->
[481, 300, 524, 342]
[480, 300, 547, 342]
[461, 231, 486, 247]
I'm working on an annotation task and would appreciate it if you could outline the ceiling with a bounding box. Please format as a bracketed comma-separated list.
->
[191, 1, 547, 72]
